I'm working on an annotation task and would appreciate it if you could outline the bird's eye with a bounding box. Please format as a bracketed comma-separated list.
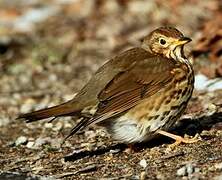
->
[159, 38, 166, 45]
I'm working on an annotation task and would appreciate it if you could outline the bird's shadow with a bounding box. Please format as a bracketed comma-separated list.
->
[64, 112, 222, 162]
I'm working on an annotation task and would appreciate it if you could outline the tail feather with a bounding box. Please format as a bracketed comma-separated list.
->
[17, 101, 80, 122]
[63, 118, 89, 142]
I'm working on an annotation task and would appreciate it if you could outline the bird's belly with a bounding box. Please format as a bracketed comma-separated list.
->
[101, 80, 193, 143]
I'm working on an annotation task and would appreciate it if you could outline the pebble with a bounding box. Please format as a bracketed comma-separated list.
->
[15, 136, 28, 146]
[85, 130, 97, 140]
[215, 162, 222, 170]
[177, 163, 196, 176]
[44, 123, 53, 129]
[177, 166, 187, 176]
[26, 141, 35, 148]
[156, 173, 165, 180]
[186, 163, 194, 175]
[52, 122, 63, 131]
[26, 137, 61, 149]
[34, 137, 51, 148]
[139, 159, 147, 169]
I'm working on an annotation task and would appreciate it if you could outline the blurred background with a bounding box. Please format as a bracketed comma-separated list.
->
[0, 0, 222, 179]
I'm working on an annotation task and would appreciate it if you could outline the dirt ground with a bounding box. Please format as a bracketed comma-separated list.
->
[0, 0, 222, 179]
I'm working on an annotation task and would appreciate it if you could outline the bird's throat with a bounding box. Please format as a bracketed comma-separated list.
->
[169, 46, 188, 64]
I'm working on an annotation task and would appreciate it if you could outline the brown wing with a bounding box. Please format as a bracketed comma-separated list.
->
[64, 48, 177, 139]
[86, 55, 176, 125]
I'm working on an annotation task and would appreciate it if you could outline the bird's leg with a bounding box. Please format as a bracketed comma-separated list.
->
[125, 144, 140, 153]
[156, 130, 200, 148]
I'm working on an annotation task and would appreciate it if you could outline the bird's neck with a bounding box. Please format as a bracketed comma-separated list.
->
[167, 46, 190, 64]
[169, 46, 194, 84]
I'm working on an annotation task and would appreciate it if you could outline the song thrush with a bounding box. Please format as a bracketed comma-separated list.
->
[18, 27, 197, 145]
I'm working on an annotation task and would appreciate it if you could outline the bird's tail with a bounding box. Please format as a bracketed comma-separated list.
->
[17, 101, 80, 122]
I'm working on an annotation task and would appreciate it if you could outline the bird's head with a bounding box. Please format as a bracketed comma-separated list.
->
[142, 27, 191, 60]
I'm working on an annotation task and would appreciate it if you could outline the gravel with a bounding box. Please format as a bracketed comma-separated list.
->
[15, 136, 28, 146]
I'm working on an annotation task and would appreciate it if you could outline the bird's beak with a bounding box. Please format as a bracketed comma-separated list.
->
[175, 37, 192, 46]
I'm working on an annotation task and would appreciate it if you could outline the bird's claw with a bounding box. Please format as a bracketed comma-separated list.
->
[167, 133, 201, 150]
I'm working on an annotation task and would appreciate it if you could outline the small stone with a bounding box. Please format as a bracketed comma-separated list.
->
[15, 136, 28, 146]
[50, 138, 62, 149]
[34, 137, 51, 148]
[139, 159, 147, 169]
[44, 123, 53, 129]
[215, 162, 222, 170]
[177, 163, 196, 177]
[52, 122, 63, 131]
[156, 173, 165, 180]
[64, 121, 72, 128]
[26, 141, 35, 148]
[186, 163, 194, 175]
[177, 166, 187, 176]
[195, 168, 200, 173]
[85, 130, 97, 140]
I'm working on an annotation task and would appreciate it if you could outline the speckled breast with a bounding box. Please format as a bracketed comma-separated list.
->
[102, 61, 194, 143]
[112, 62, 195, 143]
[130, 62, 194, 131]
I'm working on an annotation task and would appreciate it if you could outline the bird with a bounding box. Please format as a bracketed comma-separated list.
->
[18, 27, 198, 146]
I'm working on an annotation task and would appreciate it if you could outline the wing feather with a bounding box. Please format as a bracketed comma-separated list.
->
[86, 56, 176, 126]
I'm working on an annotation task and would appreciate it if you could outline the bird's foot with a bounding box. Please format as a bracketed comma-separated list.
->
[168, 134, 201, 149]
[124, 144, 140, 153]
[156, 130, 201, 149]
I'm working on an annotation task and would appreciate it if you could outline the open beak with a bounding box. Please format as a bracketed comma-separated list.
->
[175, 37, 192, 46]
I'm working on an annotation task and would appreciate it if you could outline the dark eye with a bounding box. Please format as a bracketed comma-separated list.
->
[159, 38, 166, 45]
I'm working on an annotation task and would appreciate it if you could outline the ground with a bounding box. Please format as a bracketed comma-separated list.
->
[0, 0, 222, 179]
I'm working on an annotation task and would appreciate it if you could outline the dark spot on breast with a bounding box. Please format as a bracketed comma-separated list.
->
[171, 105, 179, 110]
[189, 75, 195, 84]
[174, 75, 187, 84]
[178, 89, 183, 95]
[160, 116, 165, 121]
[147, 116, 154, 121]
[180, 75, 188, 82]
[153, 115, 160, 119]
[170, 93, 175, 99]
[147, 115, 159, 121]
[181, 101, 188, 107]
[146, 126, 150, 132]
[182, 87, 188, 96]
[163, 111, 170, 116]
[167, 115, 173, 121]
[165, 99, 171, 105]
